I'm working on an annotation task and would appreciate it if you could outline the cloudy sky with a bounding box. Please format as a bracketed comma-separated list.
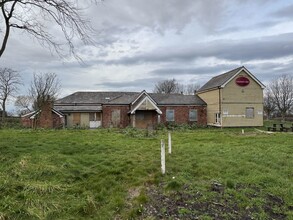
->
[1, 0, 293, 111]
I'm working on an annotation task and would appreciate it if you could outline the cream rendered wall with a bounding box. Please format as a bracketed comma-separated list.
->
[221, 70, 264, 127]
[197, 89, 220, 125]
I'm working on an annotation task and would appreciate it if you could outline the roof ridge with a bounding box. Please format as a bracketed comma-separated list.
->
[211, 66, 243, 79]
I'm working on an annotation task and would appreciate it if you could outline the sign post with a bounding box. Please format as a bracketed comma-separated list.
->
[168, 132, 172, 154]
[161, 139, 165, 174]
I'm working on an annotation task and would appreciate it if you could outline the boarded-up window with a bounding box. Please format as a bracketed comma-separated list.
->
[111, 109, 120, 127]
[73, 113, 80, 125]
[189, 109, 198, 121]
[166, 109, 174, 122]
[246, 107, 254, 118]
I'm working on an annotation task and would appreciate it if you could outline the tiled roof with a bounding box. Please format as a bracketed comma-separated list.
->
[55, 91, 206, 106]
[54, 105, 102, 112]
[197, 66, 244, 92]
[55, 92, 138, 104]
[150, 93, 206, 105]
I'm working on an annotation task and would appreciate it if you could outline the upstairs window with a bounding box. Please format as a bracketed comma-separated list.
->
[189, 109, 198, 121]
[166, 109, 174, 121]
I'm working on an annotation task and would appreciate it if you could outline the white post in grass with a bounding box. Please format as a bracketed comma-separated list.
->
[161, 139, 165, 175]
[168, 132, 172, 154]
[242, 129, 244, 134]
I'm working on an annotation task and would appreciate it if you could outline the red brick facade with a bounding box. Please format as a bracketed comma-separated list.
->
[102, 105, 131, 128]
[101, 105, 207, 128]
[159, 106, 207, 126]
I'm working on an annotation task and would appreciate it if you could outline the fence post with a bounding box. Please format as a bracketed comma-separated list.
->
[161, 139, 165, 174]
[168, 132, 172, 154]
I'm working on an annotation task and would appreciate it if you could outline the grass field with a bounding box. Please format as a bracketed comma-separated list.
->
[0, 128, 292, 219]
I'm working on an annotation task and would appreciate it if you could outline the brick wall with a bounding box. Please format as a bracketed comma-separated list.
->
[21, 117, 33, 128]
[102, 105, 207, 128]
[158, 105, 207, 126]
[102, 105, 131, 128]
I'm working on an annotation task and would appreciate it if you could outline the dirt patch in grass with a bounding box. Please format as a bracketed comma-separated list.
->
[140, 184, 288, 220]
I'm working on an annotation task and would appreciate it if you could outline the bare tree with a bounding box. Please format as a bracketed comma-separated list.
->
[0, 0, 99, 59]
[0, 67, 21, 121]
[29, 72, 61, 110]
[263, 88, 276, 120]
[268, 74, 293, 120]
[153, 79, 201, 95]
[14, 95, 34, 115]
[153, 78, 180, 94]
[179, 83, 201, 95]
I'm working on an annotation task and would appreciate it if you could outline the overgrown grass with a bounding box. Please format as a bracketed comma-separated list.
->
[0, 128, 292, 219]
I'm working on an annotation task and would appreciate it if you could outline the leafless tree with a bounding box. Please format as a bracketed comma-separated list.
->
[178, 83, 201, 95]
[0, 0, 99, 59]
[268, 74, 293, 120]
[14, 95, 34, 115]
[0, 67, 22, 121]
[29, 72, 61, 110]
[263, 88, 276, 120]
[153, 78, 201, 95]
[153, 78, 180, 94]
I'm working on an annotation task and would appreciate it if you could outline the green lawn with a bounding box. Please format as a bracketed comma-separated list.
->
[0, 128, 292, 219]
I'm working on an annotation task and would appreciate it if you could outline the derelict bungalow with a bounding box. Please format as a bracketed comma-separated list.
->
[53, 90, 207, 129]
[197, 66, 265, 127]
[21, 66, 265, 129]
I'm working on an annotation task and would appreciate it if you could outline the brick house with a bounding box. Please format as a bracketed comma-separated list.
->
[54, 90, 207, 128]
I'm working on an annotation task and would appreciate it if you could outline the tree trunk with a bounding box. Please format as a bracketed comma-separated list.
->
[0, 5, 11, 57]
[1, 98, 6, 122]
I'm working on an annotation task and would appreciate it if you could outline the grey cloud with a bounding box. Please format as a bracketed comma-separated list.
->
[272, 4, 293, 18]
[150, 65, 238, 76]
[94, 77, 162, 92]
[215, 20, 279, 34]
[101, 32, 293, 65]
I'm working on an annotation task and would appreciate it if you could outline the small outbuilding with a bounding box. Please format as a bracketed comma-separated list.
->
[21, 102, 64, 129]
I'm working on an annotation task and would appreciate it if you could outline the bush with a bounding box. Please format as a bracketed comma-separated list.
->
[0, 117, 23, 129]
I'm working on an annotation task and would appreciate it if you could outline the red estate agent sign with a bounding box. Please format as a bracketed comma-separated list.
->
[236, 76, 250, 87]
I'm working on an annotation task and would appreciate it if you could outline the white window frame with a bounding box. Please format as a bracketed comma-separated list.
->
[215, 113, 221, 124]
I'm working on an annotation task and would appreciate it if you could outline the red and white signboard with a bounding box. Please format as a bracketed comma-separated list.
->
[236, 76, 250, 87]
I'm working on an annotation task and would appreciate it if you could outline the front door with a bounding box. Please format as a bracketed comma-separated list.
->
[215, 113, 221, 124]
[135, 110, 155, 129]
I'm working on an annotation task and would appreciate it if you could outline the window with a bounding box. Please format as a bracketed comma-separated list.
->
[189, 109, 198, 121]
[246, 107, 254, 118]
[166, 109, 174, 121]
[89, 113, 96, 121]
[89, 112, 101, 121]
